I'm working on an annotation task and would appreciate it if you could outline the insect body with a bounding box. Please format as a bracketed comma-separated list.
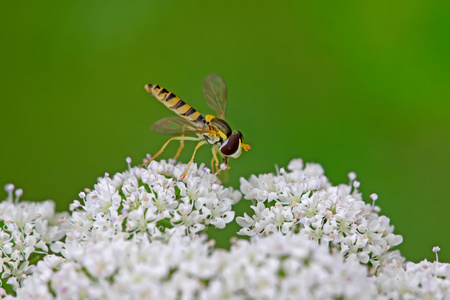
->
[142, 74, 250, 179]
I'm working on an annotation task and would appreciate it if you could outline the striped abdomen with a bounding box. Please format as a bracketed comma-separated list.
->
[145, 84, 205, 123]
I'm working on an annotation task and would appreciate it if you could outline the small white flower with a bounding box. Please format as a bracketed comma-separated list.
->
[287, 158, 303, 171]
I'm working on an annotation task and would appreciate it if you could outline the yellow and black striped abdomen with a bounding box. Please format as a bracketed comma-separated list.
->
[145, 84, 205, 123]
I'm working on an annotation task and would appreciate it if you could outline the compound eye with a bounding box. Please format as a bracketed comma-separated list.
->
[220, 133, 240, 156]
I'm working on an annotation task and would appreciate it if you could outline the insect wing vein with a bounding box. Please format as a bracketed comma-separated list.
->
[202, 73, 228, 119]
[150, 116, 206, 136]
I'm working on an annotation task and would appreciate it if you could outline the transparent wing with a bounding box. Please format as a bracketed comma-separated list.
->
[150, 116, 207, 136]
[202, 73, 227, 119]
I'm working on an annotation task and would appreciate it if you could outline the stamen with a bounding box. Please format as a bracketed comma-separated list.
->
[433, 246, 440, 261]
[4, 183, 14, 202]
[14, 188, 23, 202]
[142, 154, 152, 166]
[370, 193, 378, 208]
[5, 183, 14, 193]
[433, 246, 441, 276]
[126, 157, 132, 170]
[348, 172, 357, 181]
[70, 200, 81, 211]
[104, 173, 111, 196]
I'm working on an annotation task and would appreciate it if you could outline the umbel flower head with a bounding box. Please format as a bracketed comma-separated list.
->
[67, 159, 241, 246]
[237, 158, 404, 271]
[0, 185, 68, 292]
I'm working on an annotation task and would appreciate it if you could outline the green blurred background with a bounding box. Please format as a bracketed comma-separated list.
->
[1, 1, 449, 263]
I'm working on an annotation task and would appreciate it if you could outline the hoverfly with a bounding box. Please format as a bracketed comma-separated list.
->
[141, 74, 250, 179]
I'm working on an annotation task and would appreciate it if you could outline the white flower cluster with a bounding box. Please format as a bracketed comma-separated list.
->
[68, 160, 241, 245]
[375, 258, 450, 299]
[0, 185, 67, 293]
[11, 231, 376, 300]
[2, 158, 450, 299]
[237, 158, 404, 270]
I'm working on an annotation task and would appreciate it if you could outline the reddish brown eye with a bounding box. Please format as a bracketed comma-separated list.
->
[220, 134, 240, 156]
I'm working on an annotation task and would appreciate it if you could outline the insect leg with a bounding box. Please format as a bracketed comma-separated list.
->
[173, 125, 188, 160]
[180, 140, 207, 179]
[141, 136, 202, 167]
[173, 136, 185, 160]
[223, 156, 229, 169]
[211, 145, 220, 174]
[210, 156, 216, 174]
